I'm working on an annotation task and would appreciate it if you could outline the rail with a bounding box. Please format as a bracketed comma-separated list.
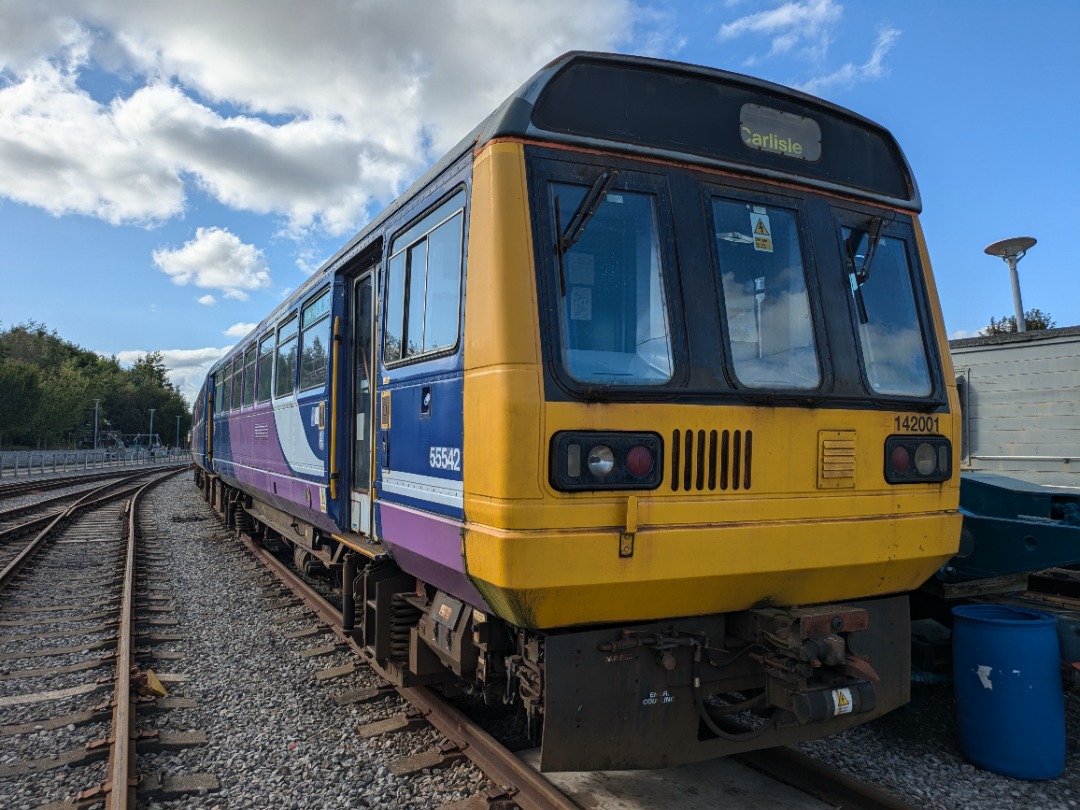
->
[106, 482, 151, 810]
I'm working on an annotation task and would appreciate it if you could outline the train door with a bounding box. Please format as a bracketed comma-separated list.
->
[349, 270, 376, 534]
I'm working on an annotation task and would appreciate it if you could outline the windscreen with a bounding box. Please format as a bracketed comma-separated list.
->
[843, 227, 932, 396]
[551, 181, 673, 386]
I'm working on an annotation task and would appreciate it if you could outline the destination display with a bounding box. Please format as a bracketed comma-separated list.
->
[740, 103, 821, 162]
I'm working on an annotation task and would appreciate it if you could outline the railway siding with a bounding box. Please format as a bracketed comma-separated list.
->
[0, 469, 216, 808]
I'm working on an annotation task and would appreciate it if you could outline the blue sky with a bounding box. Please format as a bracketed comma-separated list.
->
[1, 0, 1077, 402]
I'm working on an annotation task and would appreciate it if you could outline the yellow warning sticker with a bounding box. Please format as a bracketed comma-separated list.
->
[750, 212, 773, 253]
[832, 687, 854, 715]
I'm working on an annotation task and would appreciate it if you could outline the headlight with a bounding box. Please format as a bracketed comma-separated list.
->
[587, 445, 615, 477]
[550, 432, 663, 491]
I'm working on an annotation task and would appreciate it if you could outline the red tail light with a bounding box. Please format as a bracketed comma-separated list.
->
[891, 445, 910, 474]
[626, 445, 655, 477]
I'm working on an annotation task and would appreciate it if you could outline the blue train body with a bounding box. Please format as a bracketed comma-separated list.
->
[192, 150, 473, 603]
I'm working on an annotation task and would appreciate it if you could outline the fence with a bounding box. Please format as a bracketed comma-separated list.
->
[0, 448, 189, 479]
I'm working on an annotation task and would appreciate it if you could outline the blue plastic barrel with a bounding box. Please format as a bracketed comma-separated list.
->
[951, 604, 1065, 779]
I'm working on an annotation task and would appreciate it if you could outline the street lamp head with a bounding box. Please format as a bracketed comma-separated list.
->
[984, 236, 1036, 262]
[984, 236, 1036, 333]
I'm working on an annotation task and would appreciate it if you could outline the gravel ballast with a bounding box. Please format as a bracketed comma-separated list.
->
[134, 476, 491, 809]
[800, 671, 1079, 809]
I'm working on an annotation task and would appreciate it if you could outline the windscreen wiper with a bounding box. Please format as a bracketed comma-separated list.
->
[554, 169, 619, 294]
[856, 216, 883, 285]
[845, 216, 884, 324]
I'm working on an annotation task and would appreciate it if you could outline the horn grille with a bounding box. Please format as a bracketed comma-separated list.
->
[670, 429, 752, 492]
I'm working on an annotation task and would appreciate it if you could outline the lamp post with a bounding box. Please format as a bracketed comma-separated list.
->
[148, 408, 156, 455]
[93, 399, 101, 450]
[984, 236, 1036, 333]
[176, 415, 181, 453]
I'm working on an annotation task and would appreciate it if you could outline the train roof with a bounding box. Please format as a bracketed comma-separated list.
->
[321, 50, 919, 274]
[213, 51, 920, 371]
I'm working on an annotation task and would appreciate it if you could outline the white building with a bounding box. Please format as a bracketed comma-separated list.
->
[950, 326, 1080, 486]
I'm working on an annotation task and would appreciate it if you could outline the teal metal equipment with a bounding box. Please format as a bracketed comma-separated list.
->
[937, 473, 1080, 582]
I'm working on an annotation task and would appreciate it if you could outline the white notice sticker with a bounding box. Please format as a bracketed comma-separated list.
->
[751, 211, 773, 253]
[570, 286, 592, 321]
[832, 687, 854, 715]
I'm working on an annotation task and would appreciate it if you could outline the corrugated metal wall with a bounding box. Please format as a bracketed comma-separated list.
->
[950, 328, 1080, 486]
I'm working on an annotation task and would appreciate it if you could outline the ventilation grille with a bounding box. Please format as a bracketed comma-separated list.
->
[818, 430, 856, 489]
[670, 429, 752, 492]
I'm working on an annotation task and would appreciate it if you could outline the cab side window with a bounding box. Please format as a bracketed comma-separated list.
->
[384, 190, 465, 364]
[299, 289, 332, 390]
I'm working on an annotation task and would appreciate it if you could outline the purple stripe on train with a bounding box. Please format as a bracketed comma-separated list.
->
[215, 400, 340, 535]
[378, 502, 492, 611]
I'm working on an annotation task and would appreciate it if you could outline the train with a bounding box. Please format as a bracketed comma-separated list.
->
[192, 51, 961, 771]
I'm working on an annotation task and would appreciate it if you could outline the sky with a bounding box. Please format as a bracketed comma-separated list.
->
[1, 0, 1077, 403]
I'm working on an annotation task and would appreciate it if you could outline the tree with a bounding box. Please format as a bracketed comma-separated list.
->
[0, 359, 42, 447]
[130, 351, 173, 390]
[985, 308, 1056, 335]
[28, 360, 90, 448]
[0, 322, 192, 449]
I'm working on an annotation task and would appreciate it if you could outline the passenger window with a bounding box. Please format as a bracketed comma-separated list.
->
[384, 190, 465, 364]
[242, 346, 256, 407]
[299, 289, 332, 390]
[550, 181, 673, 385]
[274, 316, 298, 398]
[842, 227, 932, 396]
[256, 335, 274, 403]
[230, 356, 241, 410]
[214, 370, 225, 412]
[712, 199, 820, 390]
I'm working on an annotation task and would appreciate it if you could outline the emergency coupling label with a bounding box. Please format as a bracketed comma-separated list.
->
[642, 689, 675, 707]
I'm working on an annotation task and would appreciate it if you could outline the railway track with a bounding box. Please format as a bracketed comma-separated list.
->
[0, 467, 216, 809]
[0, 469, 179, 541]
[228, 521, 923, 810]
[0, 467, 187, 501]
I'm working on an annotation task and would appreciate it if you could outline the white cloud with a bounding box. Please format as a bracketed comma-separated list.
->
[115, 345, 230, 403]
[295, 247, 327, 277]
[797, 27, 901, 95]
[0, 0, 662, 236]
[0, 61, 187, 224]
[196, 294, 216, 305]
[153, 227, 271, 301]
[718, 0, 841, 60]
[224, 322, 257, 338]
